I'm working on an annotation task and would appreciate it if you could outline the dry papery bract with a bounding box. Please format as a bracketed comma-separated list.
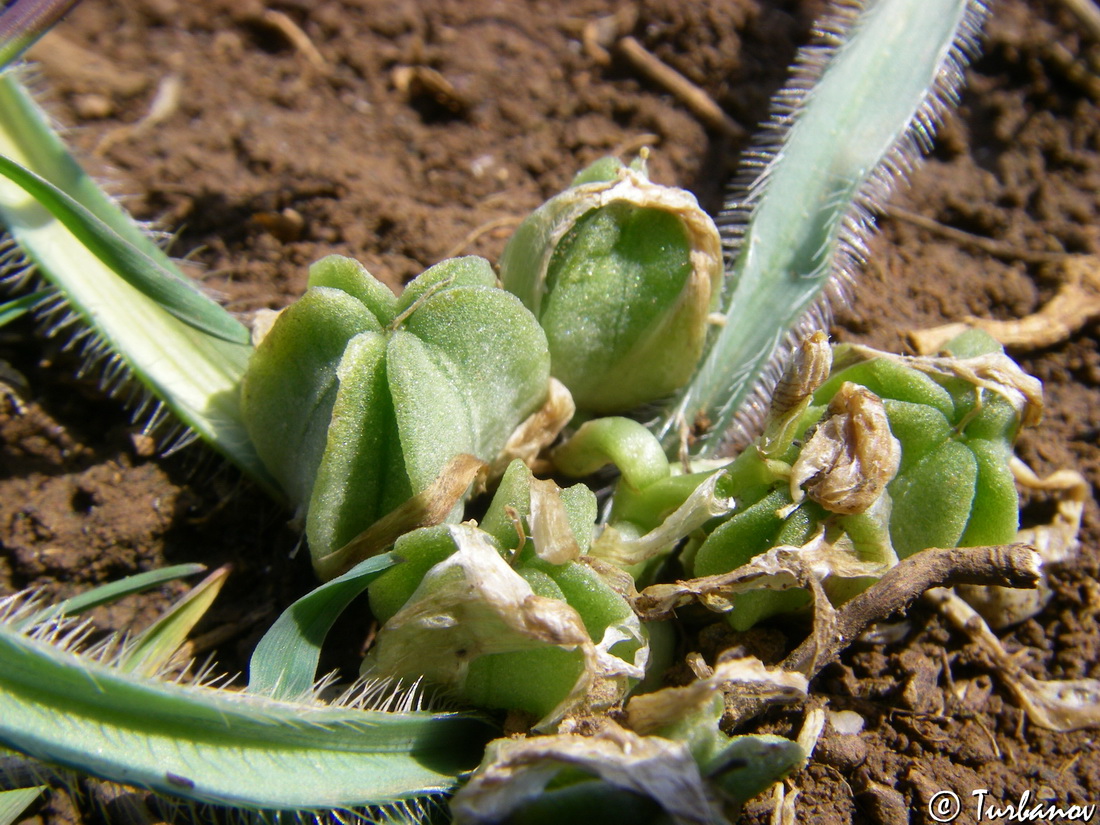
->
[364, 524, 647, 730]
[831, 343, 1044, 428]
[451, 724, 717, 825]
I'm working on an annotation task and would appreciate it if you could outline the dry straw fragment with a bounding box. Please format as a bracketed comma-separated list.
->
[927, 588, 1100, 731]
[909, 255, 1100, 354]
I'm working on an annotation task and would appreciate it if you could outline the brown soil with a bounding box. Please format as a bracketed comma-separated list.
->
[2, 0, 1098, 823]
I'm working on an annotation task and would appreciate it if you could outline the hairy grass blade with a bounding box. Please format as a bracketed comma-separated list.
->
[0, 154, 248, 345]
[0, 0, 82, 69]
[0, 599, 491, 814]
[20, 563, 208, 629]
[0, 73, 275, 491]
[118, 565, 230, 677]
[0, 785, 45, 825]
[660, 0, 986, 456]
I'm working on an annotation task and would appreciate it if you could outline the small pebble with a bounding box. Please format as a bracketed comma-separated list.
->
[815, 731, 868, 770]
[72, 93, 114, 120]
[856, 780, 909, 825]
[829, 709, 865, 735]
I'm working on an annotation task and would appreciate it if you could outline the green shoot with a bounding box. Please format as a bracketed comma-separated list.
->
[0, 573, 491, 816]
[0, 290, 43, 327]
[0, 786, 45, 825]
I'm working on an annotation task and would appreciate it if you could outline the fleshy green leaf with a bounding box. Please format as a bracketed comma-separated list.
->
[890, 439, 978, 557]
[958, 438, 1019, 547]
[242, 286, 383, 509]
[243, 256, 551, 576]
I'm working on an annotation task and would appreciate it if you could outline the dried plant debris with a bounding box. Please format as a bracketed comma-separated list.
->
[625, 657, 809, 736]
[758, 331, 833, 459]
[453, 658, 809, 825]
[451, 724, 722, 825]
[927, 588, 1100, 731]
[831, 342, 1044, 428]
[633, 534, 885, 622]
[787, 382, 901, 515]
[704, 544, 1042, 731]
[592, 472, 736, 567]
[957, 457, 1089, 628]
[909, 255, 1100, 354]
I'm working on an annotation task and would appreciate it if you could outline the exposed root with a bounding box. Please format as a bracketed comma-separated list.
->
[251, 8, 328, 72]
[885, 205, 1067, 265]
[927, 587, 1100, 731]
[440, 216, 521, 260]
[1058, 0, 1100, 46]
[722, 543, 1042, 729]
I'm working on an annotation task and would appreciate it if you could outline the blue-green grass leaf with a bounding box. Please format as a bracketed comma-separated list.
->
[0, 597, 490, 813]
[0, 290, 44, 327]
[0, 153, 247, 345]
[249, 553, 400, 700]
[21, 563, 207, 628]
[0, 785, 45, 825]
[119, 565, 230, 677]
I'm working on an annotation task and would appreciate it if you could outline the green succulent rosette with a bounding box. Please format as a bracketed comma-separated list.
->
[500, 156, 723, 414]
[672, 331, 1040, 630]
[544, 330, 1040, 632]
[817, 330, 1040, 558]
[241, 255, 552, 579]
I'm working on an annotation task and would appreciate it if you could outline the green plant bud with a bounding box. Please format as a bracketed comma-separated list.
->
[480, 458, 598, 556]
[366, 525, 467, 626]
[820, 338, 1040, 558]
[661, 333, 1040, 630]
[241, 255, 551, 578]
[364, 468, 645, 726]
[500, 157, 723, 413]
